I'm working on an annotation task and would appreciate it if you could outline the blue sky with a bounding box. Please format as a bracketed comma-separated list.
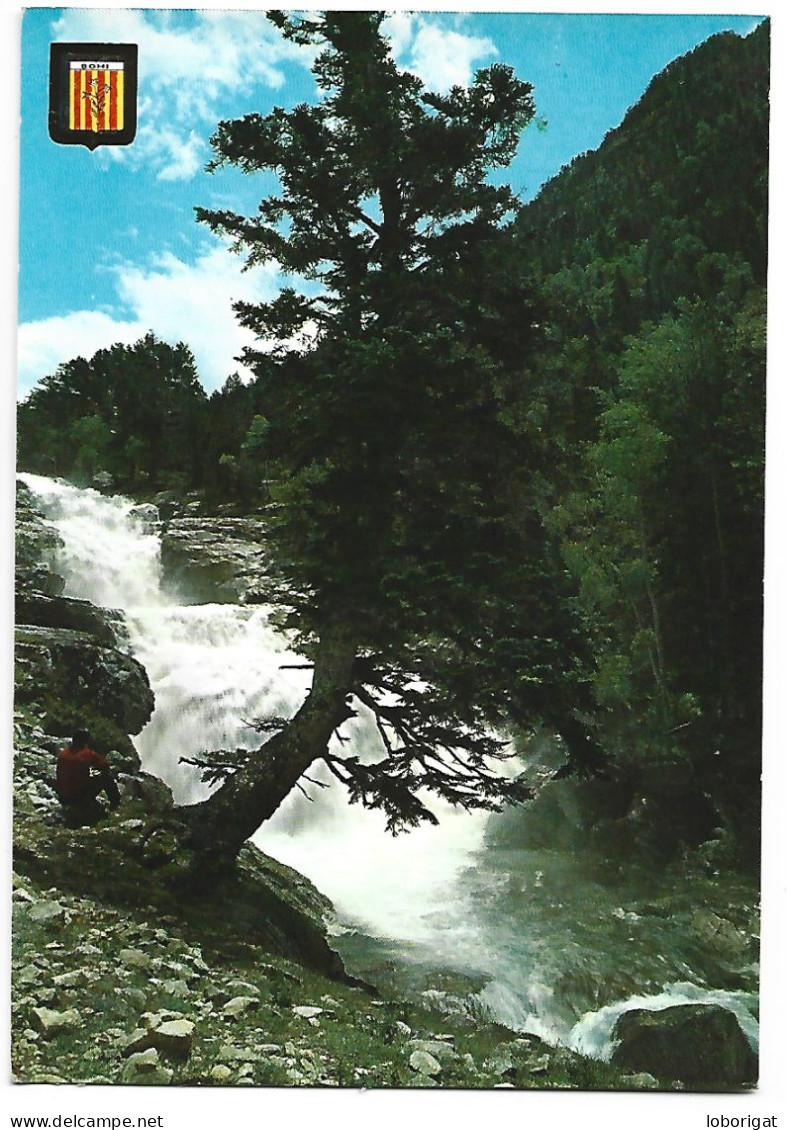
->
[17, 7, 765, 397]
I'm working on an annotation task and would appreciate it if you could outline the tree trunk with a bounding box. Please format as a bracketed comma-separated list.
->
[181, 625, 357, 863]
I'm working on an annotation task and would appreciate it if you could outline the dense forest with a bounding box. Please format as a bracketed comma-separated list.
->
[17, 20, 768, 866]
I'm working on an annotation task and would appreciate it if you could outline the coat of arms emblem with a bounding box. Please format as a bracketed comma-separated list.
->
[49, 43, 138, 149]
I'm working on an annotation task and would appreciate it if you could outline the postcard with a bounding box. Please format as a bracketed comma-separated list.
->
[9, 5, 779, 1123]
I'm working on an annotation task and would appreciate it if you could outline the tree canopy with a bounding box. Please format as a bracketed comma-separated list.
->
[17, 333, 207, 493]
[182, 10, 605, 856]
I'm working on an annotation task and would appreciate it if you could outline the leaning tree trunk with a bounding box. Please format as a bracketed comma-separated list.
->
[181, 625, 357, 863]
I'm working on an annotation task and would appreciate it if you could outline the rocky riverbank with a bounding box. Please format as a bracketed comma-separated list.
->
[12, 479, 759, 1090]
[13, 703, 638, 1090]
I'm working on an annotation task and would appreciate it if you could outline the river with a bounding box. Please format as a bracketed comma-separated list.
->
[19, 473, 759, 1061]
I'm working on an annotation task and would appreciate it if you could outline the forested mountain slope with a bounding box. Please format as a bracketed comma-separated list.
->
[516, 22, 768, 342]
[514, 21, 768, 864]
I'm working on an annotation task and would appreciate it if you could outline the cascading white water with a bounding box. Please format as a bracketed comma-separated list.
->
[18, 473, 490, 950]
[19, 472, 760, 1060]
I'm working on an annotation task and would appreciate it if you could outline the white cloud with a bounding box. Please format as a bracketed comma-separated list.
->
[382, 13, 497, 93]
[380, 12, 416, 59]
[18, 245, 284, 398]
[408, 23, 498, 93]
[50, 10, 313, 180]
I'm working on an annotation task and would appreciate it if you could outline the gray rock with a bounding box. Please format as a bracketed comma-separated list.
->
[689, 910, 750, 958]
[124, 1018, 195, 1061]
[28, 900, 66, 924]
[223, 996, 260, 1019]
[91, 471, 115, 493]
[225, 979, 259, 997]
[15, 593, 128, 648]
[409, 1049, 441, 1077]
[18, 964, 43, 985]
[217, 1044, 257, 1063]
[209, 1064, 233, 1082]
[53, 970, 87, 988]
[292, 1005, 324, 1020]
[129, 504, 160, 532]
[121, 1048, 173, 1085]
[152, 1019, 195, 1060]
[15, 626, 153, 737]
[611, 1004, 758, 1086]
[620, 1072, 661, 1089]
[409, 1038, 459, 1066]
[159, 979, 190, 997]
[30, 1007, 81, 1038]
[119, 949, 153, 971]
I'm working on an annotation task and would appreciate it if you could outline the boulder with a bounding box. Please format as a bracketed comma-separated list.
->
[292, 1005, 324, 1020]
[90, 471, 115, 494]
[123, 1018, 195, 1061]
[121, 1048, 173, 1085]
[28, 900, 66, 924]
[16, 593, 128, 648]
[409, 1038, 460, 1067]
[409, 1049, 441, 1077]
[610, 1004, 757, 1087]
[209, 1064, 233, 1082]
[30, 1007, 81, 1038]
[222, 996, 260, 1019]
[15, 626, 154, 735]
[620, 1072, 660, 1089]
[119, 948, 154, 971]
[53, 970, 87, 988]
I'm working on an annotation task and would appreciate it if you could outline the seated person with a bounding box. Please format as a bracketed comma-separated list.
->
[56, 729, 120, 811]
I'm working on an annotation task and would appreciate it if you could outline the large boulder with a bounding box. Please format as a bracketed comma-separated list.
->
[16, 593, 128, 648]
[610, 1004, 757, 1087]
[160, 516, 269, 604]
[15, 626, 154, 735]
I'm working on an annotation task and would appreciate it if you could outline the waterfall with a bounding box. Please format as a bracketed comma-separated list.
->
[17, 473, 490, 951]
[19, 473, 760, 1058]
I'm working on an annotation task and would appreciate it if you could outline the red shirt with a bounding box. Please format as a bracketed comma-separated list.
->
[56, 745, 110, 801]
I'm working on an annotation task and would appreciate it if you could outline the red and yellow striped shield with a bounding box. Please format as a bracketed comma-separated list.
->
[69, 62, 125, 133]
[49, 44, 137, 149]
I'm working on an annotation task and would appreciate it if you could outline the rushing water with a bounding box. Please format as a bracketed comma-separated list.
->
[19, 473, 759, 1058]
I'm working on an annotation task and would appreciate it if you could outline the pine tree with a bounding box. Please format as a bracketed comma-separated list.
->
[187, 11, 597, 860]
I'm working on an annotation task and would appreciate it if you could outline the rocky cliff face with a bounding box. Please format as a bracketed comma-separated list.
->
[15, 482, 155, 761]
[159, 515, 270, 605]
